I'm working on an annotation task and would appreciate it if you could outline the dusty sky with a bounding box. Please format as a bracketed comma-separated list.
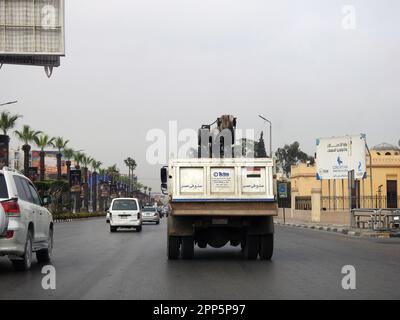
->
[1, 0, 399, 191]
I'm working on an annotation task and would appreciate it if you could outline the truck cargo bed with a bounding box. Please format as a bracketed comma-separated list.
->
[169, 158, 276, 203]
[171, 201, 278, 216]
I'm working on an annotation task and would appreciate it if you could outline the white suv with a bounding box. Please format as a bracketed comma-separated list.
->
[0, 168, 54, 271]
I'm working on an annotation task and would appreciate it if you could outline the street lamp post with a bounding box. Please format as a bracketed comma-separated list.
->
[258, 115, 273, 158]
[0, 101, 18, 107]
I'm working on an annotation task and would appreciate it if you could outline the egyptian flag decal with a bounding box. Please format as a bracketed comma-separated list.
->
[246, 167, 262, 178]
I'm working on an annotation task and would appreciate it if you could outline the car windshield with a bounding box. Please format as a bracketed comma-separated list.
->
[143, 207, 156, 212]
[112, 200, 138, 211]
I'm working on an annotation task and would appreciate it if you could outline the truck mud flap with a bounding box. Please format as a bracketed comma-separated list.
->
[168, 216, 195, 237]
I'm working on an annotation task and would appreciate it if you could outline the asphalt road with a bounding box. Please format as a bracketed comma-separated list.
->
[0, 218, 399, 300]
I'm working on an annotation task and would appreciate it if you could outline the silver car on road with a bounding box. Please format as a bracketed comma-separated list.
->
[141, 207, 160, 224]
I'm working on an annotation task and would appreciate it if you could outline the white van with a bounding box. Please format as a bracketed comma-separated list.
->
[108, 198, 142, 232]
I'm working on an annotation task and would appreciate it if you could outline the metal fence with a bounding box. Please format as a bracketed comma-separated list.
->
[295, 196, 312, 211]
[322, 196, 400, 211]
[351, 209, 400, 231]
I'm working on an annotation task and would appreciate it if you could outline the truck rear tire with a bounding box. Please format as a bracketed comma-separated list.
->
[168, 236, 180, 260]
[243, 235, 259, 260]
[181, 237, 194, 260]
[259, 234, 274, 260]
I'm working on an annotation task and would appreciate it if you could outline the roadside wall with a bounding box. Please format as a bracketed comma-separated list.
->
[277, 208, 351, 226]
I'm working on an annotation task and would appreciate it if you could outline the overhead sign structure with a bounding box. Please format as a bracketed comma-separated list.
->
[0, 0, 65, 75]
[316, 134, 367, 180]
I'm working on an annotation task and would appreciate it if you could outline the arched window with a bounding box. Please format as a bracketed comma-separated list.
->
[385, 152, 392, 156]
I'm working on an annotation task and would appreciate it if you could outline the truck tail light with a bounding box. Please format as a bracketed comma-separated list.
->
[2, 199, 20, 217]
[138, 212, 141, 220]
[6, 231, 14, 239]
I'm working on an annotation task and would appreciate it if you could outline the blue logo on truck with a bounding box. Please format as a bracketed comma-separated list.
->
[213, 172, 230, 178]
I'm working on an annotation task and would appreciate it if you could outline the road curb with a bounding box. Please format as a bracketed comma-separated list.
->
[274, 220, 388, 238]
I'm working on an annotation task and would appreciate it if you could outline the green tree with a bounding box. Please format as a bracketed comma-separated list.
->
[98, 167, 106, 212]
[73, 151, 85, 170]
[107, 164, 120, 182]
[256, 132, 268, 158]
[0, 111, 22, 135]
[52, 137, 69, 180]
[0, 111, 22, 167]
[63, 148, 75, 182]
[73, 151, 85, 212]
[34, 134, 55, 181]
[107, 165, 120, 198]
[91, 160, 102, 212]
[275, 141, 315, 177]
[81, 155, 93, 210]
[124, 157, 137, 196]
[14, 125, 41, 176]
[62, 148, 76, 211]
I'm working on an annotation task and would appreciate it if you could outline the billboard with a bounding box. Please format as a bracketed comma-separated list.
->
[31, 150, 67, 178]
[0, 0, 64, 67]
[316, 134, 367, 180]
[69, 169, 81, 192]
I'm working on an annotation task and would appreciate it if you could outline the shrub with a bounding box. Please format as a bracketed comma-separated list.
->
[53, 212, 106, 221]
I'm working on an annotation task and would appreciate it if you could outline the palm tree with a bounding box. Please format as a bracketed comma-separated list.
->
[72, 151, 85, 212]
[107, 165, 120, 198]
[62, 148, 75, 211]
[52, 137, 69, 180]
[73, 151, 85, 170]
[124, 157, 137, 196]
[63, 148, 75, 184]
[98, 168, 106, 212]
[34, 134, 55, 181]
[91, 160, 102, 212]
[81, 155, 93, 210]
[107, 165, 120, 182]
[14, 125, 41, 176]
[0, 111, 22, 167]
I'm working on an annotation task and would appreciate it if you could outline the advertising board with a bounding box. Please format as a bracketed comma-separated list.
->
[316, 134, 367, 180]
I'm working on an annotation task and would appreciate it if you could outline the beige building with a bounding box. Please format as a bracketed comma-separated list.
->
[291, 143, 400, 210]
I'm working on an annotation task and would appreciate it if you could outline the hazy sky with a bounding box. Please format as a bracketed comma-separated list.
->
[1, 0, 399, 191]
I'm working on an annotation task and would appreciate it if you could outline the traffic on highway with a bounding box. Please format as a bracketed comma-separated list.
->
[0, 0, 399, 312]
